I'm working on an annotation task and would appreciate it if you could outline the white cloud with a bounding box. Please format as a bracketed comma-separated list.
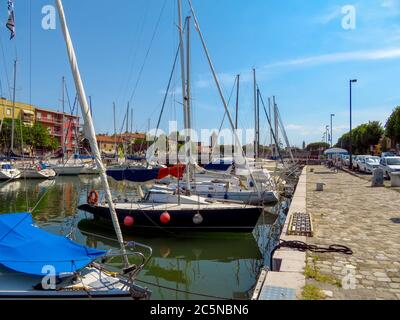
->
[195, 47, 400, 89]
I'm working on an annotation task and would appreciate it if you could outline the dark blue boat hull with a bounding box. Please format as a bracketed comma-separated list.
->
[78, 204, 262, 233]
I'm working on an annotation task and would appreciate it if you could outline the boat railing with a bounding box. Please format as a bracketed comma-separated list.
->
[99, 241, 152, 279]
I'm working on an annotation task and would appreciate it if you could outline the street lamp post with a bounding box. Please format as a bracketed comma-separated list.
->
[330, 114, 335, 148]
[349, 79, 357, 170]
[326, 125, 329, 145]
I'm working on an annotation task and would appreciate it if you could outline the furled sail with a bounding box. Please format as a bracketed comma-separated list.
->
[107, 164, 186, 183]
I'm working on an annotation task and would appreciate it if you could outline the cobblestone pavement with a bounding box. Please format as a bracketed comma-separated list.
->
[306, 166, 400, 300]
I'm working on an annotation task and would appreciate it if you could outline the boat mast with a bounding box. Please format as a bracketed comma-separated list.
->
[235, 74, 240, 131]
[253, 68, 258, 159]
[186, 15, 192, 186]
[61, 77, 65, 163]
[177, 0, 191, 190]
[55, 0, 128, 266]
[113, 102, 117, 157]
[10, 59, 17, 153]
[268, 97, 273, 156]
[187, 0, 261, 198]
[273, 96, 279, 159]
[257, 88, 260, 158]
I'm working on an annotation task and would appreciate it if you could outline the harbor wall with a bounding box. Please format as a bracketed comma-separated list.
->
[255, 166, 307, 300]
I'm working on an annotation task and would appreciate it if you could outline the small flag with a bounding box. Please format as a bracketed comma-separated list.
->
[6, 0, 16, 40]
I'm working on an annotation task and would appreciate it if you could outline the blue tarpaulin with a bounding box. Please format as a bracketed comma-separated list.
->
[0, 213, 106, 276]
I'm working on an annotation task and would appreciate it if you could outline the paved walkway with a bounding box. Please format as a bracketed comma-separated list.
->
[306, 166, 400, 300]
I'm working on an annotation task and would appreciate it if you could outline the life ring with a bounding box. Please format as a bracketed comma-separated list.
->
[87, 190, 99, 205]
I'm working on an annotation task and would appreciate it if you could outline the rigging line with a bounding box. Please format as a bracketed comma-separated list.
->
[0, 34, 12, 100]
[258, 90, 284, 165]
[128, 0, 168, 104]
[211, 76, 238, 155]
[118, 0, 151, 103]
[153, 44, 180, 145]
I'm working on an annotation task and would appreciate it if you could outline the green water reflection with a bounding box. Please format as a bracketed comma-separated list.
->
[0, 176, 281, 300]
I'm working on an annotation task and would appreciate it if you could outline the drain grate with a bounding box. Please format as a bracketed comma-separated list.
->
[259, 286, 296, 300]
[288, 212, 314, 237]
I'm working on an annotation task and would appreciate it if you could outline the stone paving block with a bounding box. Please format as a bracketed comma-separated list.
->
[306, 166, 400, 300]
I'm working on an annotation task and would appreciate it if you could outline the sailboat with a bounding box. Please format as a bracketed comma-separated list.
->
[20, 165, 56, 179]
[0, 162, 21, 181]
[48, 78, 84, 176]
[78, 0, 265, 233]
[0, 0, 150, 299]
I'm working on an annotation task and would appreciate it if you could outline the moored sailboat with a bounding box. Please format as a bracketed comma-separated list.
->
[0, 0, 151, 299]
[0, 162, 21, 181]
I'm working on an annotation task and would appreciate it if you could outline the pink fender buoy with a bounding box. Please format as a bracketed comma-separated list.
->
[124, 216, 135, 227]
[160, 212, 171, 224]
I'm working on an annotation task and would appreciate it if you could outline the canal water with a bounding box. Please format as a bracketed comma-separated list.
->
[0, 176, 287, 300]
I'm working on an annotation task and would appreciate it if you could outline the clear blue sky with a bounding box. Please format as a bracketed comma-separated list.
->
[0, 0, 399, 147]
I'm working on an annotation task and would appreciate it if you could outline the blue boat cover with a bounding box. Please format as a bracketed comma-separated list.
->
[0, 213, 106, 277]
[204, 162, 233, 172]
[73, 154, 95, 160]
[107, 167, 160, 183]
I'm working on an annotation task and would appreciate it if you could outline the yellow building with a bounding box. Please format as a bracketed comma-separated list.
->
[0, 97, 35, 126]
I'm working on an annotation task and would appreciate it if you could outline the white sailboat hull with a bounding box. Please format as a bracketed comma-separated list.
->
[192, 190, 279, 205]
[51, 165, 84, 176]
[0, 265, 149, 300]
[0, 169, 21, 181]
[80, 165, 100, 175]
[21, 169, 56, 179]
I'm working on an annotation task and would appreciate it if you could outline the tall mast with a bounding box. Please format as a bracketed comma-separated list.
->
[177, 0, 191, 189]
[257, 87, 260, 158]
[126, 102, 129, 133]
[185, 15, 192, 186]
[55, 0, 128, 266]
[275, 97, 279, 154]
[113, 102, 117, 156]
[235, 74, 240, 131]
[253, 68, 258, 159]
[268, 97, 273, 155]
[10, 59, 17, 153]
[130, 108, 133, 133]
[61, 76, 65, 163]
[89, 96, 93, 117]
[177, 0, 188, 133]
[188, 0, 261, 197]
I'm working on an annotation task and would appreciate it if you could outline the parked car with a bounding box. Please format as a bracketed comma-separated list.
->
[379, 157, 400, 179]
[352, 155, 360, 170]
[381, 152, 397, 158]
[340, 155, 350, 167]
[359, 156, 380, 174]
[354, 155, 369, 172]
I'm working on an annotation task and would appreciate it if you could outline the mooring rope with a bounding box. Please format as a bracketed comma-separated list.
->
[270, 240, 353, 271]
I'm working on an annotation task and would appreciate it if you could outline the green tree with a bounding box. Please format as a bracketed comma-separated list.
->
[385, 106, 400, 144]
[336, 121, 383, 154]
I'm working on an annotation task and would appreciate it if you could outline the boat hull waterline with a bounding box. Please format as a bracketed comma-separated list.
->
[78, 203, 263, 233]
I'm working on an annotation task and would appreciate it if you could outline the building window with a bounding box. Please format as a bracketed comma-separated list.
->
[6, 108, 11, 116]
[37, 112, 42, 119]
[47, 114, 52, 120]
